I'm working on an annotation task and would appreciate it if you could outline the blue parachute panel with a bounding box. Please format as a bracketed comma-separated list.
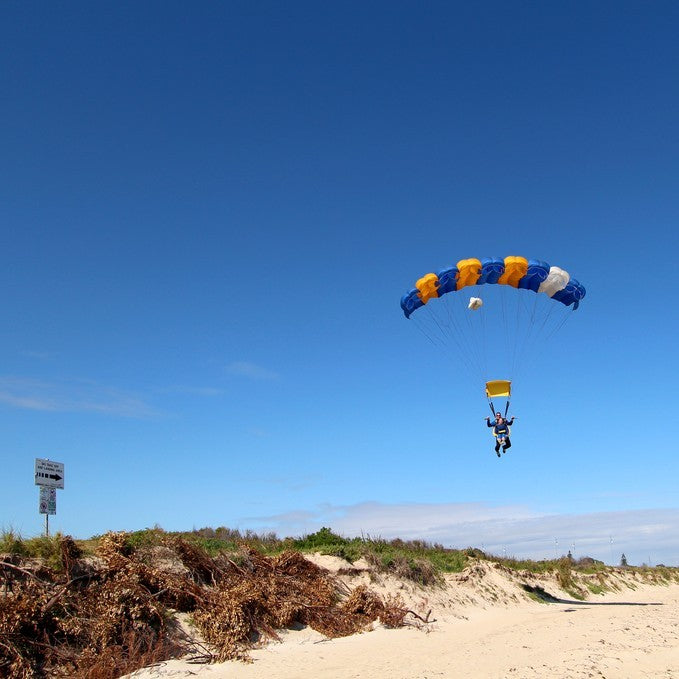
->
[436, 266, 458, 296]
[551, 278, 586, 309]
[400, 288, 424, 318]
[518, 259, 550, 291]
[478, 257, 504, 285]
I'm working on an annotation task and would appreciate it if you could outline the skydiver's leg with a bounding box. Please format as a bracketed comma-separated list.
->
[503, 437, 511, 452]
[494, 440, 501, 456]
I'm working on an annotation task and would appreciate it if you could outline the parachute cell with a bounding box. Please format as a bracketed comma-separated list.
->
[552, 277, 586, 309]
[518, 259, 550, 292]
[498, 256, 528, 287]
[456, 258, 482, 289]
[400, 288, 423, 319]
[478, 257, 504, 285]
[538, 266, 569, 297]
[415, 273, 439, 304]
[436, 265, 459, 295]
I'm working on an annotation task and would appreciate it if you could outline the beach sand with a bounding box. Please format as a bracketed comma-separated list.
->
[127, 557, 679, 679]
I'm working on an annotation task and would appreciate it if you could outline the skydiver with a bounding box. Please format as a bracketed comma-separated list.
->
[486, 412, 515, 457]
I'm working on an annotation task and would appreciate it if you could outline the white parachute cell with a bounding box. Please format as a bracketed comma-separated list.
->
[538, 266, 569, 297]
[468, 297, 483, 310]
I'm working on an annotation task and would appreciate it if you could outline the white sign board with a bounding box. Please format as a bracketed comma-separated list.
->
[39, 487, 57, 515]
[35, 458, 64, 489]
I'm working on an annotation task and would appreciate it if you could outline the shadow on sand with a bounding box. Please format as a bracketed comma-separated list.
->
[521, 584, 663, 607]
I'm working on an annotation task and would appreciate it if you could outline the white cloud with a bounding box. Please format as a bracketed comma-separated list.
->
[0, 376, 159, 418]
[241, 501, 679, 566]
[225, 361, 279, 380]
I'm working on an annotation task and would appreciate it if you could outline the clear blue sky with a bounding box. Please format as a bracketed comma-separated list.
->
[2, 1, 678, 566]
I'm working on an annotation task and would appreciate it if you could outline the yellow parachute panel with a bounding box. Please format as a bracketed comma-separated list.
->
[498, 256, 528, 287]
[415, 273, 439, 304]
[456, 258, 482, 289]
[485, 380, 512, 398]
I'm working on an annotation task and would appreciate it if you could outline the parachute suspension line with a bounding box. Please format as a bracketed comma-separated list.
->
[415, 295, 481, 382]
[480, 286, 488, 379]
[543, 305, 574, 342]
[439, 308, 477, 376]
[412, 311, 475, 384]
[446, 290, 485, 383]
[500, 285, 514, 382]
[518, 302, 574, 372]
[512, 291, 537, 378]
[442, 294, 470, 368]
[511, 287, 526, 378]
[504, 399, 510, 418]
[461, 286, 485, 380]
[504, 285, 512, 376]
[437, 295, 478, 380]
[411, 314, 447, 350]
[511, 289, 536, 378]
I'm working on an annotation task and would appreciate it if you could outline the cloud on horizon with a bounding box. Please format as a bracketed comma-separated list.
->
[241, 501, 679, 566]
[0, 376, 159, 418]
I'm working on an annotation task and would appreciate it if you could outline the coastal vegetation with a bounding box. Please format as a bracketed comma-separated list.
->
[1, 526, 677, 678]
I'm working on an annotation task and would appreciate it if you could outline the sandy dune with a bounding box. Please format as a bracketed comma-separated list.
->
[127, 557, 679, 679]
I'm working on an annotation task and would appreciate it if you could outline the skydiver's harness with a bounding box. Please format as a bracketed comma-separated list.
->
[491, 421, 511, 442]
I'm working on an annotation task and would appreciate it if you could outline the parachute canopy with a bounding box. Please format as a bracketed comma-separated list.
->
[400, 255, 586, 388]
[400, 256, 586, 319]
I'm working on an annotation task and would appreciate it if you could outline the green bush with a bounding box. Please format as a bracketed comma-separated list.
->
[21, 534, 65, 571]
[0, 529, 26, 556]
[293, 527, 349, 550]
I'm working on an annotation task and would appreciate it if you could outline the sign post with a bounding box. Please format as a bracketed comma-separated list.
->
[38, 487, 57, 536]
[35, 458, 64, 537]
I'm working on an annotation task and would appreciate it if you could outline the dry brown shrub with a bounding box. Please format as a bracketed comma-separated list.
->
[59, 536, 82, 578]
[96, 531, 133, 571]
[0, 578, 54, 678]
[163, 535, 222, 585]
[378, 593, 409, 628]
[1, 536, 414, 677]
[0, 534, 191, 678]
[341, 584, 384, 619]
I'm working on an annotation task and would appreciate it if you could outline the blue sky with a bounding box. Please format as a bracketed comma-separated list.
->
[2, 1, 678, 566]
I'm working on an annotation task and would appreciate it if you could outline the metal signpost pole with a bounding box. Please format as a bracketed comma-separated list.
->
[35, 459, 63, 537]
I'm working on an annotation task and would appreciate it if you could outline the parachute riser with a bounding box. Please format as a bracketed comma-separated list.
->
[487, 398, 510, 418]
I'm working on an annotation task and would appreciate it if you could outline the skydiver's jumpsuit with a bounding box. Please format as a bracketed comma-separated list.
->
[487, 417, 514, 453]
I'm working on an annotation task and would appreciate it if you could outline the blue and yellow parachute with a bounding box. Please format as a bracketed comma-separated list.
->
[400, 256, 586, 407]
[400, 256, 585, 319]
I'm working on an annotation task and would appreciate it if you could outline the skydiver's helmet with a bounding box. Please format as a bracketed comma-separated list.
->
[495, 412, 502, 418]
